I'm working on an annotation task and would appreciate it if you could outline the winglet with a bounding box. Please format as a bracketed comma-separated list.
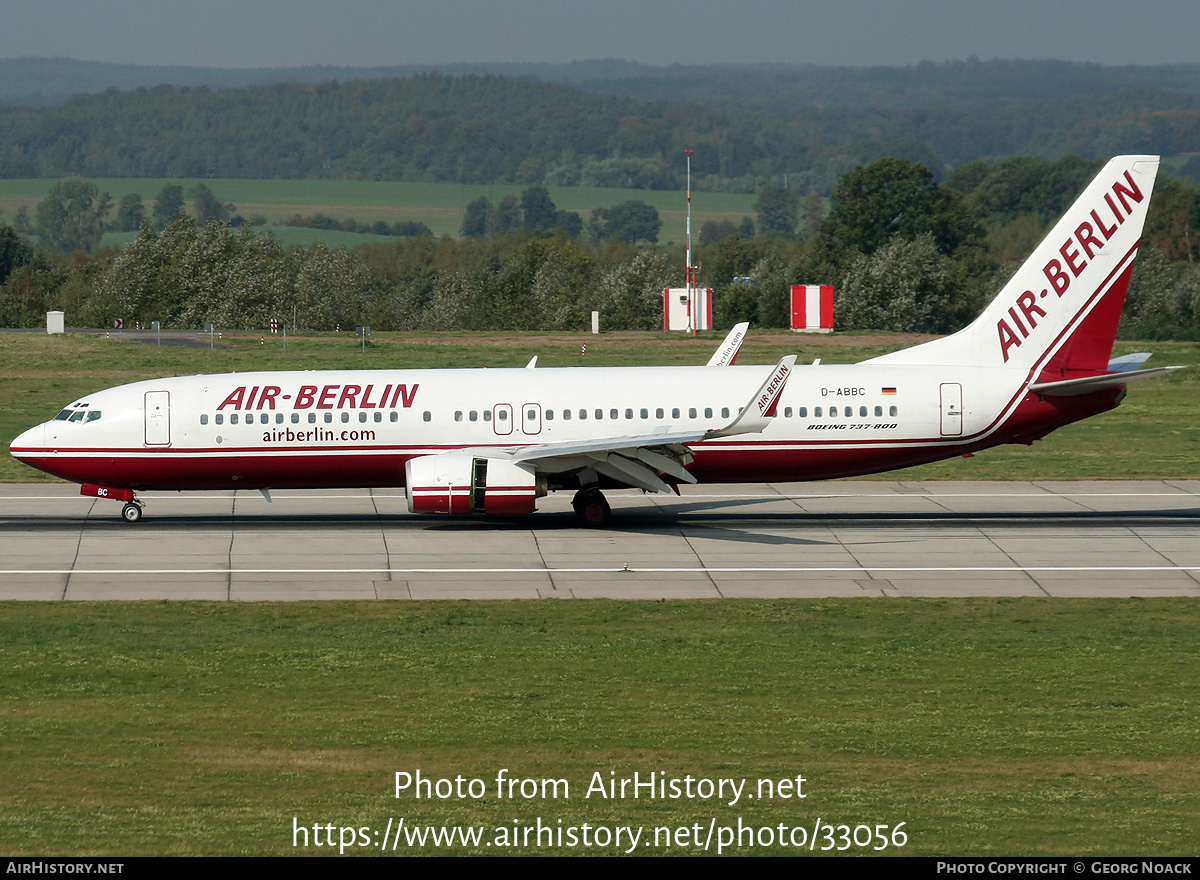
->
[706, 355, 797, 438]
[707, 322, 749, 367]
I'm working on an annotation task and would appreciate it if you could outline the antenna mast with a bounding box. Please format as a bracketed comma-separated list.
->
[685, 148, 695, 336]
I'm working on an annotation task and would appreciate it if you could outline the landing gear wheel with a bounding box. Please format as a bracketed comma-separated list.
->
[572, 488, 611, 527]
[121, 502, 143, 523]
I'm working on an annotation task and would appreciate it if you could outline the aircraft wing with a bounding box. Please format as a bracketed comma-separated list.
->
[506, 355, 797, 493]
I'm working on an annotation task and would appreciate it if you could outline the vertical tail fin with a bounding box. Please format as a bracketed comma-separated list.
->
[868, 155, 1159, 377]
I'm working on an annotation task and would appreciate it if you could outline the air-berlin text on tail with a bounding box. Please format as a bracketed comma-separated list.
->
[216, 383, 419, 411]
[997, 169, 1144, 362]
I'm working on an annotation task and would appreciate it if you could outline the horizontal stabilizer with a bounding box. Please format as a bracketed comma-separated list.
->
[1029, 366, 1184, 397]
[1106, 352, 1152, 372]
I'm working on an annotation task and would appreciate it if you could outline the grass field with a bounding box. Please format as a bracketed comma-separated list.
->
[0, 600, 1196, 856]
[1, 331, 1197, 856]
[0, 178, 757, 243]
[3, 329, 1197, 483]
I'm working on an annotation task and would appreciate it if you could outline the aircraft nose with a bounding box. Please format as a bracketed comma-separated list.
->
[9, 423, 45, 459]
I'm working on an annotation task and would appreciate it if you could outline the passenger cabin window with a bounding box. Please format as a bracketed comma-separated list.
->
[231, 414, 239, 425]
[423, 411, 432, 422]
[689, 407, 697, 419]
[324, 413, 333, 423]
[704, 407, 713, 419]
[579, 409, 587, 420]
[341, 412, 350, 423]
[454, 411, 463, 422]
[469, 411, 477, 421]
[215, 414, 224, 425]
[484, 411, 491, 422]
[784, 407, 792, 418]
[889, 406, 898, 417]
[721, 407, 729, 419]
[814, 407, 822, 417]
[562, 409, 571, 421]
[390, 412, 398, 423]
[799, 407, 807, 417]
[875, 406, 883, 417]
[291, 413, 299, 424]
[200, 414, 208, 425]
[672, 408, 680, 419]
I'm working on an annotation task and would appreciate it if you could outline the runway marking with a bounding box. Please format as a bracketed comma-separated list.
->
[2, 491, 1199, 502]
[4, 566, 1200, 575]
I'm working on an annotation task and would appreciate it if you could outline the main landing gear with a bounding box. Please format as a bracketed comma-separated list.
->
[572, 487, 611, 527]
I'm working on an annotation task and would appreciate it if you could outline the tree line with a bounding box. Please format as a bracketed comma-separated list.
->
[2, 155, 1198, 339]
[3, 72, 1199, 195]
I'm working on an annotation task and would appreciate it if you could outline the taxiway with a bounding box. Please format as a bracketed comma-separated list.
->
[1, 480, 1198, 600]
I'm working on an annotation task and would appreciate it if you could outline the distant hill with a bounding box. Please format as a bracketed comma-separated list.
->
[1, 57, 1199, 192]
[6, 56, 1200, 112]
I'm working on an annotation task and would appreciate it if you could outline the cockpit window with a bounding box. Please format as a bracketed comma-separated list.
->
[68, 411, 86, 422]
[54, 410, 72, 421]
[85, 411, 101, 422]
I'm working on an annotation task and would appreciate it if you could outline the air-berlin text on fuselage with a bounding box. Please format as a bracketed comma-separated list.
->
[997, 169, 1144, 363]
[216, 383, 419, 411]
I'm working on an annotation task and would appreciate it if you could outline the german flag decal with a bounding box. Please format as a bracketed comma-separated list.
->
[882, 387, 897, 395]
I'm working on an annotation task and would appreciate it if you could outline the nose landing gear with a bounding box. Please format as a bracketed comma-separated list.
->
[80, 484, 144, 523]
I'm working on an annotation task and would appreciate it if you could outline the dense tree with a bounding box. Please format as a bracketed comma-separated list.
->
[814, 158, 984, 271]
[800, 192, 825, 241]
[113, 193, 145, 232]
[1120, 245, 1200, 339]
[33, 180, 111, 254]
[699, 219, 738, 248]
[493, 196, 521, 236]
[520, 186, 558, 233]
[460, 195, 492, 238]
[188, 182, 233, 225]
[587, 200, 661, 245]
[753, 183, 800, 238]
[835, 233, 954, 332]
[0, 225, 36, 286]
[152, 184, 184, 228]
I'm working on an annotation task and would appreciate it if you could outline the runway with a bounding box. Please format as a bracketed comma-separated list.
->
[1, 481, 1199, 600]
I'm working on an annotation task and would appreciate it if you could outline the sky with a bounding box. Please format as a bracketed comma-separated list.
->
[2, 0, 1199, 68]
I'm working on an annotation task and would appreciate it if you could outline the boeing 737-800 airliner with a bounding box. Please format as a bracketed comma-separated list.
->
[9, 156, 1180, 525]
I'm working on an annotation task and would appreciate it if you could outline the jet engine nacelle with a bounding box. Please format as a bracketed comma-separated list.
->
[405, 453, 544, 516]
